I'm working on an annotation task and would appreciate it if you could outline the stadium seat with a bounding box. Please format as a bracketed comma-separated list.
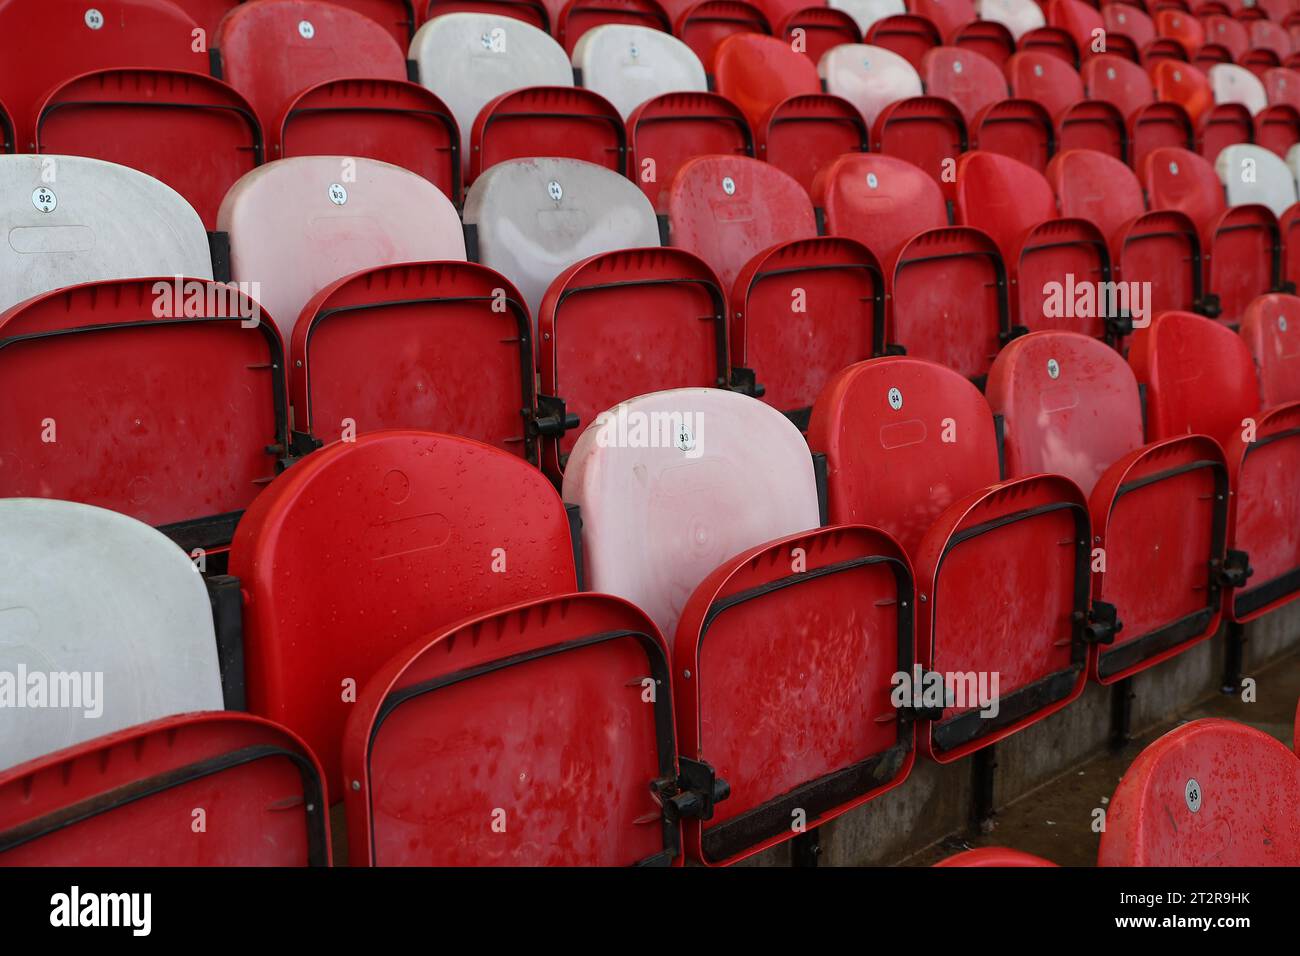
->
[1046, 0, 1106, 63]
[866, 14, 944, 70]
[229, 430, 580, 789]
[922, 46, 1055, 170]
[820, 43, 924, 132]
[216, 1, 460, 199]
[1247, 19, 1293, 73]
[979, 0, 1047, 41]
[628, 92, 755, 210]
[831, 0, 905, 35]
[666, 155, 886, 424]
[1098, 718, 1300, 865]
[0, 278, 287, 551]
[954, 151, 1115, 338]
[411, 13, 575, 182]
[808, 357, 1092, 762]
[1005, 50, 1126, 157]
[462, 156, 659, 318]
[0, 0, 208, 150]
[910, 0, 1015, 65]
[756, 0, 861, 64]
[1129, 311, 1300, 621]
[342, 593, 683, 865]
[1141, 146, 1282, 321]
[562, 387, 820, 637]
[1240, 293, 1300, 406]
[1101, 2, 1155, 62]
[550, 0, 674, 55]
[34, 69, 262, 229]
[1155, 8, 1204, 56]
[1046, 148, 1204, 318]
[1082, 53, 1195, 168]
[657, 0, 773, 69]
[1150, 60, 1254, 159]
[0, 154, 212, 314]
[672, 524, 916, 865]
[1210, 61, 1270, 114]
[329, 0, 422, 47]
[1257, 67, 1300, 156]
[471, 85, 626, 180]
[218, 156, 465, 343]
[0, 713, 330, 866]
[713, 33, 869, 191]
[935, 847, 1058, 865]
[0, 500, 224, 773]
[813, 152, 1011, 382]
[1203, 13, 1250, 59]
[291, 262, 542, 460]
[1216, 142, 1298, 218]
[573, 24, 707, 117]
[987, 331, 1229, 682]
[1018, 25, 1080, 67]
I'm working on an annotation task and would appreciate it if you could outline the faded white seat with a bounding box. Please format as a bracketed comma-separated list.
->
[1209, 63, 1268, 115]
[1216, 144, 1297, 217]
[830, 0, 906, 33]
[819, 44, 923, 130]
[573, 24, 707, 119]
[975, 0, 1045, 40]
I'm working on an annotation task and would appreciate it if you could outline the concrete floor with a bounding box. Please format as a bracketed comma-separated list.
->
[902, 647, 1300, 867]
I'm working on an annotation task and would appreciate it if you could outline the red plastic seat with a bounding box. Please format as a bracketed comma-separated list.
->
[757, 0, 861, 63]
[954, 151, 1114, 336]
[1150, 59, 1253, 159]
[673, 525, 916, 865]
[627, 92, 755, 211]
[658, 0, 772, 68]
[1141, 146, 1281, 322]
[228, 430, 580, 790]
[1249, 20, 1293, 63]
[714, 34, 868, 191]
[342, 593, 683, 866]
[328, 0, 421, 47]
[667, 156, 885, 422]
[1155, 7, 1205, 55]
[1129, 311, 1300, 621]
[549, 0, 673, 52]
[291, 262, 540, 461]
[1018, 25, 1081, 65]
[0, 713, 330, 866]
[0, 0, 208, 150]
[813, 153, 1011, 381]
[1082, 53, 1194, 168]
[1240, 293, 1300, 406]
[923, 46, 1054, 169]
[867, 13, 943, 69]
[0, 278, 287, 552]
[1047, 0, 1106, 63]
[1102, 2, 1155, 62]
[808, 357, 1092, 762]
[1006, 51, 1126, 157]
[934, 847, 1058, 865]
[1046, 148, 1203, 319]
[1099, 718, 1300, 865]
[34, 69, 262, 229]
[910, 0, 1017, 63]
[1202, 13, 1250, 60]
[1256, 66, 1300, 155]
[987, 331, 1229, 682]
[471, 86, 626, 180]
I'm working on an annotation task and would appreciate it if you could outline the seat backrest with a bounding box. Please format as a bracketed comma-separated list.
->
[666, 154, 817, 293]
[922, 46, 1009, 123]
[1263, 67, 1300, 112]
[0, 0, 207, 147]
[807, 357, 1001, 554]
[0, 500, 224, 773]
[573, 24, 707, 119]
[1005, 50, 1084, 115]
[1140, 146, 1226, 227]
[1240, 293, 1300, 406]
[1216, 143, 1297, 216]
[218, 156, 465, 342]
[1082, 53, 1156, 114]
[1098, 718, 1300, 865]
[1202, 13, 1249, 60]
[1102, 2, 1155, 48]
[562, 388, 820, 637]
[411, 12, 573, 175]
[976, 0, 1046, 41]
[831, 0, 906, 33]
[1045, 148, 1147, 237]
[812, 153, 947, 263]
[1155, 8, 1204, 56]
[1047, 0, 1104, 51]
[0, 155, 211, 314]
[1209, 62, 1268, 114]
[713, 32, 822, 130]
[215, 0, 407, 135]
[1127, 310, 1261, 444]
[953, 150, 1059, 258]
[912, 0, 975, 38]
[986, 331, 1146, 494]
[462, 157, 659, 317]
[1250, 19, 1293, 61]
[229, 430, 579, 788]
[1150, 59, 1213, 122]
[819, 43, 924, 129]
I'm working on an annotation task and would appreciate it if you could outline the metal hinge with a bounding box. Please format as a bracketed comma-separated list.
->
[1211, 549, 1254, 589]
[653, 758, 730, 823]
[1075, 600, 1122, 646]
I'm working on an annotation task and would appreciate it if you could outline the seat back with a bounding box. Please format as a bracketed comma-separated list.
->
[552, 0, 675, 55]
[1216, 143, 1297, 215]
[1264, 67, 1300, 111]
[1240, 293, 1300, 406]
[953, 150, 1058, 258]
[1150, 59, 1214, 122]
[1155, 8, 1204, 56]
[666, 155, 816, 293]
[0, 713, 329, 866]
[0, 155, 211, 314]
[922, 46, 1010, 124]
[976, 0, 1046, 41]
[1099, 719, 1300, 865]
[1102, 2, 1156, 50]
[659, 0, 773, 70]
[0, 500, 224, 773]
[714, 32, 822, 129]
[813, 153, 947, 263]
[1203, 13, 1250, 60]
[1140, 145, 1226, 228]
[1005, 50, 1084, 115]
[1045, 147, 1147, 237]
[1047, 0, 1104, 55]
[627, 91, 755, 212]
[912, 0, 975, 38]
[218, 156, 465, 342]
[830, 0, 905, 34]
[819, 43, 923, 129]
[1209, 62, 1268, 113]
[1082, 52, 1156, 114]
[562, 388, 820, 637]
[229, 430, 579, 788]
[462, 157, 659, 317]
[573, 24, 707, 118]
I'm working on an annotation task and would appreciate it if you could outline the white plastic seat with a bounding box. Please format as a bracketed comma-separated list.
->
[462, 157, 659, 317]
[0, 155, 210, 314]
[562, 388, 821, 637]
[819, 44, 923, 130]
[573, 24, 707, 120]
[0, 499, 223, 772]
[976, 0, 1046, 40]
[1286, 142, 1300, 194]
[1216, 144, 1298, 217]
[1210, 63, 1268, 116]
[411, 13, 573, 176]
[830, 0, 907, 33]
[217, 156, 465, 339]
